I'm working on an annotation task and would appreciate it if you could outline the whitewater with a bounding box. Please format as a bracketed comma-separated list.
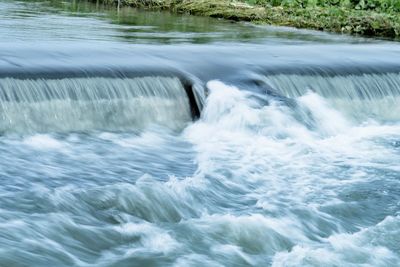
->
[1, 0, 400, 266]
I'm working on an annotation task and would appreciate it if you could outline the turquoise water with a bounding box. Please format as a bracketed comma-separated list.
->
[1, 1, 400, 266]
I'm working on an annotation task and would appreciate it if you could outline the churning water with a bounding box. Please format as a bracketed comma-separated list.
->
[1, 0, 400, 266]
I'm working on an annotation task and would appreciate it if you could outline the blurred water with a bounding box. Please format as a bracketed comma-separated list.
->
[1, 0, 400, 267]
[1, 81, 400, 266]
[0, 77, 191, 134]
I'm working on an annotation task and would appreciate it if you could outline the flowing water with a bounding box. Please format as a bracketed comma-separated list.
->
[1, 0, 400, 266]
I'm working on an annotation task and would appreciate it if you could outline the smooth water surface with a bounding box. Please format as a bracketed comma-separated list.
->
[1, 0, 400, 266]
[0, 0, 381, 44]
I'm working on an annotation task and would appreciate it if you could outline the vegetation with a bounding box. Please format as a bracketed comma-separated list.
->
[246, 0, 400, 13]
[245, 0, 400, 37]
[101, 0, 400, 39]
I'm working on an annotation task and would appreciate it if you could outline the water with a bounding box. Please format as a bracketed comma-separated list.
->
[0, 77, 191, 133]
[1, 0, 400, 266]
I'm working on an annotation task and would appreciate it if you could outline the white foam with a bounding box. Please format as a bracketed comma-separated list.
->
[183, 80, 400, 265]
[272, 216, 400, 267]
[23, 134, 67, 151]
[298, 91, 351, 136]
[99, 130, 166, 148]
[115, 222, 179, 254]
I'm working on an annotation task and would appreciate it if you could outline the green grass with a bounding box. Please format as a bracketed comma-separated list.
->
[246, 0, 400, 13]
[100, 0, 400, 39]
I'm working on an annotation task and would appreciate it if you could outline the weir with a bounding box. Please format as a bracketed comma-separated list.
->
[0, 76, 198, 134]
[2, 44, 400, 132]
[2, 66, 400, 134]
[261, 72, 400, 122]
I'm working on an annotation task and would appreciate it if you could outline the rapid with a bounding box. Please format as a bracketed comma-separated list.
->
[0, 0, 400, 266]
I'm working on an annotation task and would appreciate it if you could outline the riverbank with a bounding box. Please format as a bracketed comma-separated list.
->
[100, 0, 400, 39]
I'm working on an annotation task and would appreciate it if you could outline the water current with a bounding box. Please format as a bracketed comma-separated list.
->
[1, 0, 400, 266]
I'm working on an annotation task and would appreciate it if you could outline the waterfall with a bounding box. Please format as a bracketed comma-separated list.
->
[0, 76, 192, 134]
[262, 72, 400, 122]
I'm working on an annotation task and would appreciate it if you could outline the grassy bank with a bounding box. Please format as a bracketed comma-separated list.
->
[101, 0, 400, 39]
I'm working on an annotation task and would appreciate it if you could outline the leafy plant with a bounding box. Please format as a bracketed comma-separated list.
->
[245, 0, 400, 11]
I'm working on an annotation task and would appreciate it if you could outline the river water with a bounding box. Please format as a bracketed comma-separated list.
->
[1, 0, 400, 266]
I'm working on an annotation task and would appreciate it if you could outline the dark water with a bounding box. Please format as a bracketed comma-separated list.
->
[1, 0, 400, 266]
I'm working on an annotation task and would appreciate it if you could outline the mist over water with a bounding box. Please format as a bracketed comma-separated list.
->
[1, 0, 400, 267]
